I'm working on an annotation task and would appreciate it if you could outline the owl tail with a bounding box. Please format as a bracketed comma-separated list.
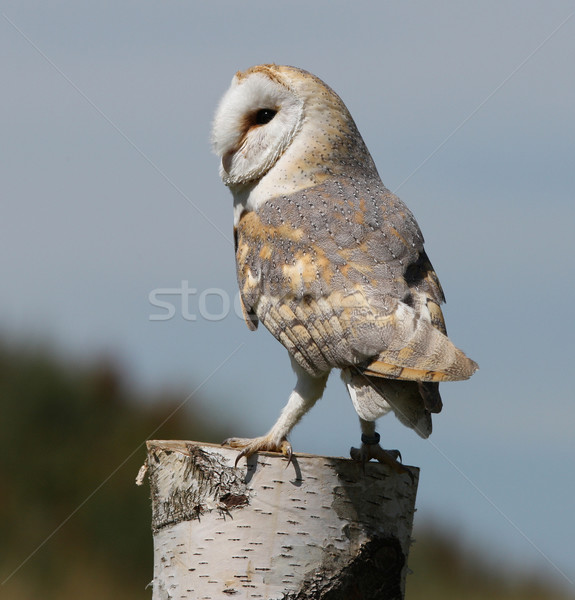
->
[360, 309, 478, 383]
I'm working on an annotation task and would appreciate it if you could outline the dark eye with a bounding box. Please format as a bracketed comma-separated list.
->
[255, 108, 277, 125]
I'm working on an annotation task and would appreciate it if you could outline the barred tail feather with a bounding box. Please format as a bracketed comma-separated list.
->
[362, 308, 478, 382]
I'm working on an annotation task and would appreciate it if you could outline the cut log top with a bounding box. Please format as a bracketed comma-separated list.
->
[139, 440, 420, 600]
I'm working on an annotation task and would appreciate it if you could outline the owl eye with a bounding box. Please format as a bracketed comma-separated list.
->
[255, 108, 277, 125]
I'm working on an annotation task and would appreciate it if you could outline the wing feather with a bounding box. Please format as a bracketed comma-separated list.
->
[235, 177, 477, 380]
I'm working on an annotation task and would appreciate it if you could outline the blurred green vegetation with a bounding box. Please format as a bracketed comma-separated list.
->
[407, 522, 572, 600]
[0, 341, 572, 599]
[0, 341, 226, 599]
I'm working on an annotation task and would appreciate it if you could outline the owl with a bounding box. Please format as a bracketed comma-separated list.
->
[212, 64, 477, 473]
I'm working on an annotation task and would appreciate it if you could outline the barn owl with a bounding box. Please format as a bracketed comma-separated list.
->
[212, 64, 477, 472]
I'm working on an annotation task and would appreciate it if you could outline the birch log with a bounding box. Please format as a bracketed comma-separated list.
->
[138, 440, 419, 600]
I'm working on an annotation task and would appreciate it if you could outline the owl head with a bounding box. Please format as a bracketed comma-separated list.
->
[212, 64, 378, 192]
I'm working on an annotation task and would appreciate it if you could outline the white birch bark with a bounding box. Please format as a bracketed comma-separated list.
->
[138, 440, 419, 600]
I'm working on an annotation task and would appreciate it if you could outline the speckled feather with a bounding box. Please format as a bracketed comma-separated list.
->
[236, 176, 475, 386]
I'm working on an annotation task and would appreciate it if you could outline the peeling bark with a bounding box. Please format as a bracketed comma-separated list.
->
[139, 440, 419, 600]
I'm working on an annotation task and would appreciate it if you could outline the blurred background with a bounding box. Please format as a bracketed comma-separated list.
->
[1, 1, 574, 598]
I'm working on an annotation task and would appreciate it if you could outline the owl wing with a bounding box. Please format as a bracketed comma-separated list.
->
[236, 178, 477, 382]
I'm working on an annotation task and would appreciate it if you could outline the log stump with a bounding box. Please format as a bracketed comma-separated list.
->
[138, 440, 419, 600]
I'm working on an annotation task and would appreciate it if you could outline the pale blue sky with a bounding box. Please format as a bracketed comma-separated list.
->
[2, 0, 574, 592]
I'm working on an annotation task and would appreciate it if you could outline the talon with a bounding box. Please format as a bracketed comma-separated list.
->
[351, 441, 413, 481]
[349, 446, 361, 461]
[221, 435, 293, 467]
[284, 443, 293, 468]
[234, 450, 245, 468]
[387, 449, 402, 463]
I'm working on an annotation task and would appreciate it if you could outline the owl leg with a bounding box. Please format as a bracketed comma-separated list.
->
[350, 418, 412, 479]
[223, 360, 329, 466]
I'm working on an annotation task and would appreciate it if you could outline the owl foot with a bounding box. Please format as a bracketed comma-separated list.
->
[350, 440, 413, 481]
[222, 435, 293, 467]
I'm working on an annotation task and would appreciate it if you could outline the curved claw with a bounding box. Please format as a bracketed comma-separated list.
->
[234, 449, 246, 468]
[387, 449, 402, 463]
[284, 444, 293, 469]
[221, 435, 293, 467]
[350, 442, 413, 482]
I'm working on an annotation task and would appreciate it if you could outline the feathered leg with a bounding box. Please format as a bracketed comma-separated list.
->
[343, 367, 421, 478]
[349, 417, 403, 470]
[224, 358, 329, 465]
